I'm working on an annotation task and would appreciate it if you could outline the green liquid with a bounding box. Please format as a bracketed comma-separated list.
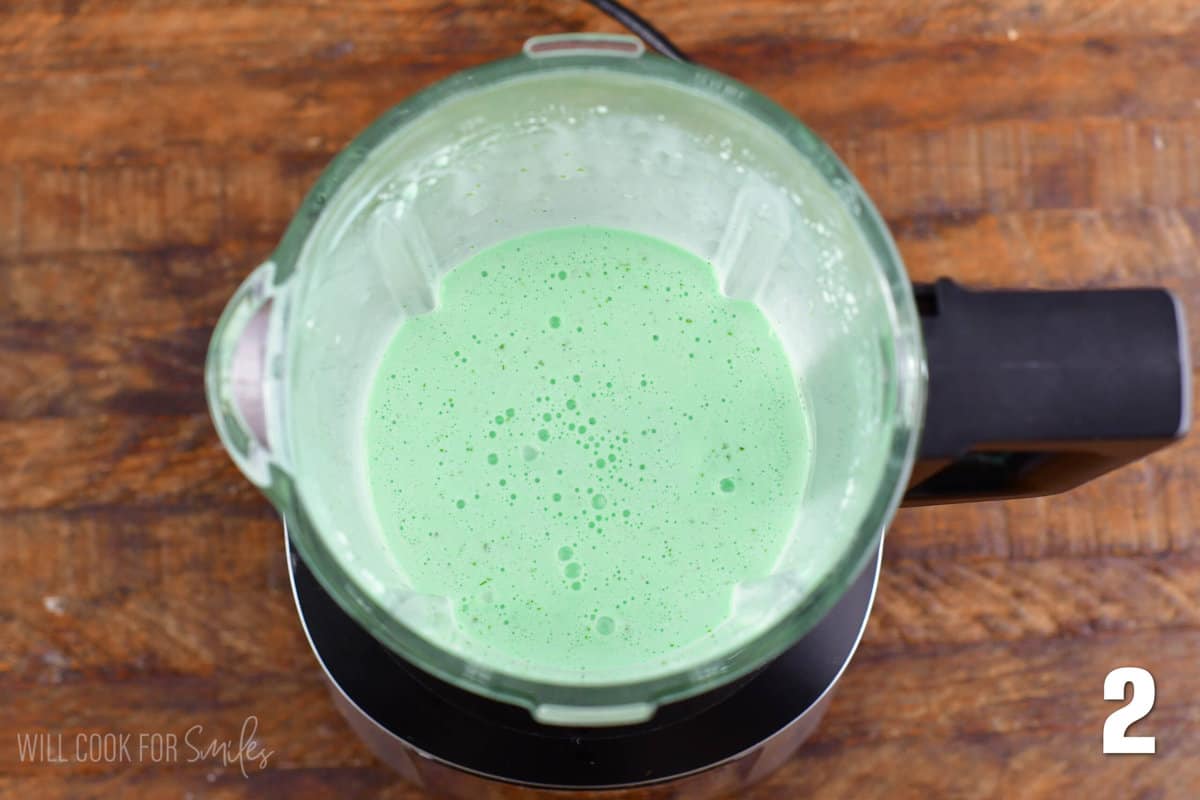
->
[365, 226, 810, 679]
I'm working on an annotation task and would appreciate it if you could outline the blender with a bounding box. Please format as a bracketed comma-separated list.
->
[205, 22, 1189, 799]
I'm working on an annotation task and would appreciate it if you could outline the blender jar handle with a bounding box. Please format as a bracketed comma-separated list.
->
[903, 279, 1191, 506]
[205, 260, 288, 495]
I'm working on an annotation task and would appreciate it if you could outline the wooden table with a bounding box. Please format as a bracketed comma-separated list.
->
[2, 1, 1198, 797]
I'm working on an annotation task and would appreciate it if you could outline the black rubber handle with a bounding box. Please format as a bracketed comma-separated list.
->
[904, 279, 1190, 505]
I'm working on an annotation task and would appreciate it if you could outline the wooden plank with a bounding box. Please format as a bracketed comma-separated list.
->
[0, 321, 211, 418]
[870, 554, 1200, 648]
[2, 158, 314, 256]
[0, 32, 1198, 166]
[893, 207, 1200, 288]
[0, 508, 300, 682]
[0, 507, 277, 596]
[0, 243, 270, 328]
[0, 767, 416, 800]
[825, 628, 1200, 745]
[0, 415, 262, 512]
[837, 119, 1200, 219]
[761, 728, 1200, 799]
[3, 0, 1199, 80]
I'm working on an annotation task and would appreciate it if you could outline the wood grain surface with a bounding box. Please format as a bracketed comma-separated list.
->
[2, 1, 1198, 797]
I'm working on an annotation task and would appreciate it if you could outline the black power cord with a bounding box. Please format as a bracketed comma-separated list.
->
[583, 0, 691, 62]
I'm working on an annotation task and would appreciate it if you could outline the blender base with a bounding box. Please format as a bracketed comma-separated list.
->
[287, 528, 881, 798]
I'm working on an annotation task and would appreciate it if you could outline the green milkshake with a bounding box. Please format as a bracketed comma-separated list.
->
[364, 226, 810, 681]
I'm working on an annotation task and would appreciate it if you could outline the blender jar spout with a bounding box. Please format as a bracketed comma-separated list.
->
[205, 259, 290, 496]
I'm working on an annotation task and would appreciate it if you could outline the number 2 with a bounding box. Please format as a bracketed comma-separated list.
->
[1103, 667, 1156, 754]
